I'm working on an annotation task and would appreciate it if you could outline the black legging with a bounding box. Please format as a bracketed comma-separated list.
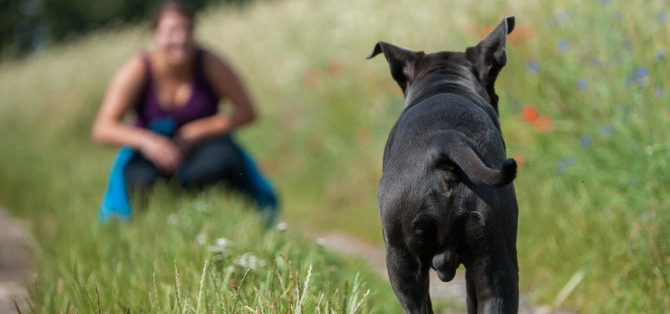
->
[124, 136, 250, 194]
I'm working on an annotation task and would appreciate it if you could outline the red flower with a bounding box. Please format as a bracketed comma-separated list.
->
[508, 25, 534, 43]
[522, 105, 553, 132]
[326, 60, 346, 78]
[521, 105, 539, 122]
[302, 68, 322, 87]
[532, 115, 553, 132]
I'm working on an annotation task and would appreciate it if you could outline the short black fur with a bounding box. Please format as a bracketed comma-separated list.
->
[369, 17, 520, 314]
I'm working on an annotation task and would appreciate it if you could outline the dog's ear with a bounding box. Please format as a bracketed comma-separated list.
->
[465, 16, 515, 111]
[367, 41, 423, 94]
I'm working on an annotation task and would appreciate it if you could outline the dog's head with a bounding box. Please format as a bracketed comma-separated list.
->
[367, 16, 515, 111]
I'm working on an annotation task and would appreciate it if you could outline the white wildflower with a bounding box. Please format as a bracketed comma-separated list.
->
[316, 237, 326, 246]
[208, 237, 231, 255]
[234, 252, 266, 270]
[276, 222, 288, 231]
[208, 245, 227, 255]
[168, 214, 179, 225]
[194, 199, 211, 213]
[195, 233, 207, 245]
[216, 237, 229, 248]
[646, 146, 654, 155]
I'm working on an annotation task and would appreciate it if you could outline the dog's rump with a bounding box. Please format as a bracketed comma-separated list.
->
[432, 130, 516, 187]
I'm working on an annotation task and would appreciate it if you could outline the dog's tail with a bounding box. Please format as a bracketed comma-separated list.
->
[433, 130, 516, 188]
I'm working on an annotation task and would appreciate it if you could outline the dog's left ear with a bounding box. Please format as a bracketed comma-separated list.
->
[367, 41, 423, 95]
[466, 16, 515, 111]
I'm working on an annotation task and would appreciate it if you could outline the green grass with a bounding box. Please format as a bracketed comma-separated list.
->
[1, 0, 669, 312]
[27, 188, 398, 312]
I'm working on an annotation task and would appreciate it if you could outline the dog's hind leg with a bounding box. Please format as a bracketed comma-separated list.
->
[385, 245, 433, 314]
[463, 256, 518, 314]
[465, 269, 478, 314]
[463, 212, 519, 314]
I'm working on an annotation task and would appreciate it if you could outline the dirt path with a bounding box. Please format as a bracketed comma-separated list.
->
[0, 207, 32, 313]
[314, 232, 468, 311]
[311, 230, 562, 314]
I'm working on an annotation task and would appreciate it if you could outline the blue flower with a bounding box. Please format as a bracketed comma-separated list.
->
[633, 67, 649, 79]
[632, 67, 649, 86]
[613, 12, 622, 23]
[623, 38, 633, 51]
[556, 156, 576, 173]
[557, 39, 570, 52]
[600, 0, 611, 5]
[555, 11, 569, 24]
[655, 87, 664, 98]
[589, 56, 600, 67]
[656, 51, 665, 62]
[580, 134, 592, 148]
[659, 11, 667, 23]
[526, 60, 539, 74]
[577, 77, 588, 91]
[598, 124, 614, 138]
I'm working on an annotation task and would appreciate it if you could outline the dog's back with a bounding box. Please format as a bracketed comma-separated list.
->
[382, 92, 506, 175]
[379, 91, 514, 214]
[378, 91, 517, 239]
[370, 16, 520, 314]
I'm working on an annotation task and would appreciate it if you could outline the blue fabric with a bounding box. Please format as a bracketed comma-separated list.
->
[98, 117, 278, 224]
[99, 118, 178, 222]
[98, 147, 135, 221]
[232, 138, 280, 226]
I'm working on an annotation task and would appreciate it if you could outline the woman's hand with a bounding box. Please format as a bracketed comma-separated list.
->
[140, 134, 183, 174]
[174, 121, 203, 155]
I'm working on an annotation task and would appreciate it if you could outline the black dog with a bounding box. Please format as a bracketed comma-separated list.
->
[368, 17, 519, 314]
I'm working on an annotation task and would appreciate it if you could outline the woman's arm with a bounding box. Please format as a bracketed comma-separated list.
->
[174, 50, 257, 146]
[92, 55, 150, 148]
[92, 55, 182, 173]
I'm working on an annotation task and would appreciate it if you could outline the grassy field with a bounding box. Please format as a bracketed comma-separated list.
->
[25, 190, 400, 312]
[1, 0, 669, 312]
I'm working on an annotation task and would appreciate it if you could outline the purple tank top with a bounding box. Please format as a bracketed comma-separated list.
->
[134, 49, 219, 128]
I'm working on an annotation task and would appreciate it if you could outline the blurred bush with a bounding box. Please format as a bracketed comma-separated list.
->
[0, 0, 249, 58]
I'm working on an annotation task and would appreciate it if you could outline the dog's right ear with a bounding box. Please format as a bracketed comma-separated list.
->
[367, 41, 423, 94]
[465, 16, 515, 111]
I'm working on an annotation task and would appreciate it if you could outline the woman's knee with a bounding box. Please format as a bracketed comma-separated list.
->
[124, 154, 161, 192]
[178, 137, 245, 188]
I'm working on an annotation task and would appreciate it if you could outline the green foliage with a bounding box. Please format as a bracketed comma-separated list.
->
[0, 0, 669, 312]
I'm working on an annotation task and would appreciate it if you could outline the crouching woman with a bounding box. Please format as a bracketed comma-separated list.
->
[92, 1, 277, 223]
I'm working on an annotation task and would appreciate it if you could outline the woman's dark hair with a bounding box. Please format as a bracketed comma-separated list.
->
[151, 1, 196, 30]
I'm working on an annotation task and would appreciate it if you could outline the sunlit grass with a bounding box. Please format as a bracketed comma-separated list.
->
[1, 0, 669, 312]
[27, 188, 397, 312]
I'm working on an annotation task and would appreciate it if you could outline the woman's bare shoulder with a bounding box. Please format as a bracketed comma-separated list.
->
[104, 52, 148, 99]
[112, 53, 146, 84]
[118, 52, 146, 76]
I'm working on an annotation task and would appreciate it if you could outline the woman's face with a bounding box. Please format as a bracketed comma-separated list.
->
[153, 11, 195, 65]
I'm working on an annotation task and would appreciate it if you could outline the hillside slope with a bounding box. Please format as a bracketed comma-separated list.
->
[0, 0, 668, 312]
